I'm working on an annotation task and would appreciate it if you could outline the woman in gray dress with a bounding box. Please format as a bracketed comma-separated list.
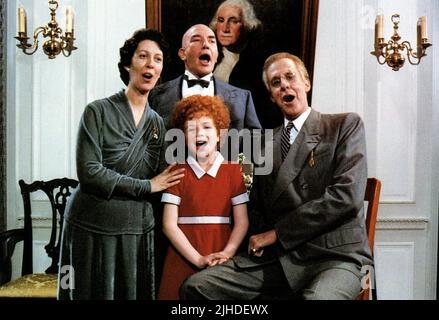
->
[57, 28, 184, 300]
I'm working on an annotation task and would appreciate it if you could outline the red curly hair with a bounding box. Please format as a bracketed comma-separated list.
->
[172, 95, 231, 137]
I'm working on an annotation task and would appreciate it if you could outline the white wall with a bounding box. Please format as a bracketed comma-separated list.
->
[7, 0, 145, 278]
[313, 0, 438, 299]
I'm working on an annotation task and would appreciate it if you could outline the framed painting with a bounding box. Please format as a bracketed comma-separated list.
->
[145, 0, 319, 128]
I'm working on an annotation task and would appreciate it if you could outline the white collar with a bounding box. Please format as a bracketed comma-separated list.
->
[184, 70, 213, 82]
[284, 107, 312, 132]
[187, 152, 224, 179]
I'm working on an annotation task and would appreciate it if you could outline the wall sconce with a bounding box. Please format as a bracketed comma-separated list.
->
[15, 0, 77, 59]
[371, 14, 432, 71]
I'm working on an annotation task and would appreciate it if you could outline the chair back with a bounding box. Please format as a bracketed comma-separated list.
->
[364, 178, 381, 254]
[19, 178, 78, 276]
[357, 177, 381, 300]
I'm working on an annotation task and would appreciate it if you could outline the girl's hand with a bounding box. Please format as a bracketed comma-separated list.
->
[206, 252, 230, 267]
[195, 255, 213, 269]
[150, 163, 185, 193]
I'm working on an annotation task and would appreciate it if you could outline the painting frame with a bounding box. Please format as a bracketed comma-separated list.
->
[146, 0, 319, 82]
[145, 0, 319, 128]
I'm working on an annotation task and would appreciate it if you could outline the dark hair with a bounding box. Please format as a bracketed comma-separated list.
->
[172, 95, 231, 140]
[118, 28, 169, 86]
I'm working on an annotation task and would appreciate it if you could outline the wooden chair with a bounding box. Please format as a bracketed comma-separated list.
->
[357, 177, 382, 300]
[0, 178, 78, 298]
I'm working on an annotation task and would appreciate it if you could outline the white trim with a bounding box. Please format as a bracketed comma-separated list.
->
[161, 193, 181, 205]
[231, 192, 249, 206]
[177, 216, 230, 224]
[376, 217, 429, 230]
[187, 152, 224, 179]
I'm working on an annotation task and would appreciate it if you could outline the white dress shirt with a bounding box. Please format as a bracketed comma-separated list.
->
[284, 106, 312, 144]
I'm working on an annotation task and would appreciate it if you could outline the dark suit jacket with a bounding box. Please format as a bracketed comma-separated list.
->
[234, 109, 373, 291]
[148, 75, 262, 131]
[217, 40, 283, 129]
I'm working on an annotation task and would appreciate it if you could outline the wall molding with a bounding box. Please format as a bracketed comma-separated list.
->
[375, 241, 414, 299]
[17, 216, 430, 231]
[377, 217, 429, 230]
[17, 216, 59, 229]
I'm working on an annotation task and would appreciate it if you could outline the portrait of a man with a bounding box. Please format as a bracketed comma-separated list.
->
[146, 0, 319, 128]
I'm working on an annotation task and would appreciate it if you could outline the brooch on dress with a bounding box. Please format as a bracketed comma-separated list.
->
[153, 127, 159, 140]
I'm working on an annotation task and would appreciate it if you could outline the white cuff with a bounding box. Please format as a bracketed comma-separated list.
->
[231, 192, 249, 206]
[161, 193, 181, 205]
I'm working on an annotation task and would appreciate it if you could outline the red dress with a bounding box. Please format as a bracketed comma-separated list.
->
[158, 154, 248, 300]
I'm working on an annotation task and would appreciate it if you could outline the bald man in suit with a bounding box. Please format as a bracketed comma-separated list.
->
[148, 24, 261, 132]
[180, 53, 373, 300]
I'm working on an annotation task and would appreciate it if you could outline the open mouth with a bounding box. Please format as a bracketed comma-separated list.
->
[196, 141, 208, 147]
[283, 95, 295, 103]
[143, 72, 153, 80]
[199, 54, 211, 63]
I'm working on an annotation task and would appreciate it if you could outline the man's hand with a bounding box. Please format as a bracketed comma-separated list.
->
[248, 229, 277, 257]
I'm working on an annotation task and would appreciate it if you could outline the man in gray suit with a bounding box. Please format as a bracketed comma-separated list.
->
[180, 52, 373, 300]
[148, 24, 261, 131]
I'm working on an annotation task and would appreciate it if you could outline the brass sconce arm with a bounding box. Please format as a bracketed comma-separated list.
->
[15, 27, 46, 56]
[61, 33, 77, 57]
[400, 40, 428, 65]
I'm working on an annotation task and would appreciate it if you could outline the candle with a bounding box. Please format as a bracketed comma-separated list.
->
[66, 6, 74, 33]
[417, 18, 422, 57]
[419, 16, 428, 40]
[18, 6, 27, 34]
[376, 15, 384, 40]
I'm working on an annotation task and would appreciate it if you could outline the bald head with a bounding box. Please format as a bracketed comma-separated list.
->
[179, 24, 219, 77]
[182, 24, 214, 46]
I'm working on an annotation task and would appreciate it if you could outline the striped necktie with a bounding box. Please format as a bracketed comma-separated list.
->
[281, 121, 295, 161]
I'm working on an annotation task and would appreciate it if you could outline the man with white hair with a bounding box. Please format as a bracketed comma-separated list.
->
[210, 0, 282, 129]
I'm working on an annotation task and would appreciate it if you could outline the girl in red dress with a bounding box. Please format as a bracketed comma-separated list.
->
[158, 95, 249, 300]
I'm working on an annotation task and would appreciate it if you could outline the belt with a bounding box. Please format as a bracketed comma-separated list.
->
[177, 216, 230, 224]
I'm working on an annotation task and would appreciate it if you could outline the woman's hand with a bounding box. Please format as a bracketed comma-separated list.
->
[150, 163, 185, 193]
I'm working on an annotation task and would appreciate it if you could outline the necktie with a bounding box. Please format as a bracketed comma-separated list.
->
[184, 75, 211, 88]
[281, 121, 295, 161]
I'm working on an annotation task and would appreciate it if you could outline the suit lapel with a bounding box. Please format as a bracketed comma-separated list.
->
[171, 76, 183, 101]
[271, 110, 321, 204]
[153, 77, 182, 120]
[214, 77, 235, 104]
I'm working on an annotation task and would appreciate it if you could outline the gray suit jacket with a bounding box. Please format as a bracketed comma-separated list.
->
[148, 75, 262, 130]
[234, 109, 373, 290]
